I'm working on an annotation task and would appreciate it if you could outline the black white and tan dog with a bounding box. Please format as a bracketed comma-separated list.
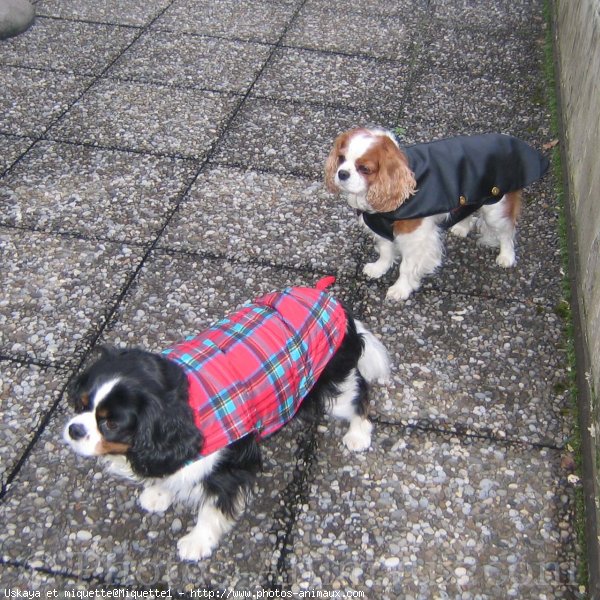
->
[63, 280, 390, 560]
[325, 128, 550, 300]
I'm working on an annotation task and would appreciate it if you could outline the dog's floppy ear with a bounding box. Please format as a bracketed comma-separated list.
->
[324, 131, 351, 193]
[367, 137, 416, 212]
[127, 356, 203, 478]
[128, 394, 203, 478]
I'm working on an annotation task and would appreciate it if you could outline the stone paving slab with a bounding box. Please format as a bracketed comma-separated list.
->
[283, 4, 423, 60]
[252, 47, 410, 113]
[0, 141, 197, 243]
[0, 228, 143, 365]
[407, 25, 548, 136]
[212, 98, 391, 177]
[107, 30, 272, 92]
[35, 0, 171, 27]
[301, 0, 424, 17]
[0, 565, 80, 593]
[0, 415, 574, 595]
[159, 165, 361, 272]
[0, 67, 92, 137]
[291, 424, 575, 598]
[48, 79, 239, 158]
[398, 99, 551, 147]
[153, 0, 298, 43]
[430, 0, 546, 31]
[0, 134, 32, 174]
[423, 24, 542, 80]
[0, 362, 67, 489]
[357, 285, 569, 446]
[0, 17, 139, 75]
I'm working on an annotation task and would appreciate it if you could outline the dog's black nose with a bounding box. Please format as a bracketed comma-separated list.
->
[68, 423, 87, 440]
[337, 169, 350, 181]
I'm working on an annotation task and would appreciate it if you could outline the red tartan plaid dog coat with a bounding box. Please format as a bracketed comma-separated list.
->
[162, 279, 346, 457]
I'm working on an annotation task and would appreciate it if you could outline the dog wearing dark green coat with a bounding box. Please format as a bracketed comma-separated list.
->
[325, 129, 549, 301]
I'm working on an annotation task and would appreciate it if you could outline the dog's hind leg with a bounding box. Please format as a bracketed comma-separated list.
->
[355, 320, 390, 384]
[449, 214, 477, 238]
[479, 191, 521, 267]
[327, 368, 373, 452]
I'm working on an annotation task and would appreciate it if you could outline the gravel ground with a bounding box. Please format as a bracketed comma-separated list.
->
[0, 0, 580, 596]
[0, 141, 197, 242]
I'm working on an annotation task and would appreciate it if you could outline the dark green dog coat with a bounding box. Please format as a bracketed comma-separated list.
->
[360, 134, 550, 241]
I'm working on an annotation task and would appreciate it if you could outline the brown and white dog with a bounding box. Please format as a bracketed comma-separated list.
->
[325, 128, 549, 300]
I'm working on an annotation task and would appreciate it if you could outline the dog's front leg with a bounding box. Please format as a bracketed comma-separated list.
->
[363, 235, 396, 279]
[139, 483, 174, 513]
[386, 222, 443, 301]
[177, 501, 236, 561]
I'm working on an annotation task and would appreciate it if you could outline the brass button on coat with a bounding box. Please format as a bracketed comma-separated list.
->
[459, 195, 467, 205]
[491, 186, 501, 196]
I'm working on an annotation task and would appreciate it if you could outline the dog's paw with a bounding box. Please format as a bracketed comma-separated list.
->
[343, 418, 373, 452]
[139, 486, 173, 513]
[363, 261, 389, 280]
[496, 253, 515, 268]
[449, 221, 472, 238]
[386, 282, 414, 301]
[177, 529, 216, 561]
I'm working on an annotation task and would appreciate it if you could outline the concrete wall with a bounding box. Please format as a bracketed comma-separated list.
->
[555, 0, 600, 593]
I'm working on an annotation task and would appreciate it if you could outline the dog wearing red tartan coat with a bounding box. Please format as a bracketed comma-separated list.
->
[63, 278, 390, 561]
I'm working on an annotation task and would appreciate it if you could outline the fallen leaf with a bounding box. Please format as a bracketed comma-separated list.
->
[561, 453, 576, 472]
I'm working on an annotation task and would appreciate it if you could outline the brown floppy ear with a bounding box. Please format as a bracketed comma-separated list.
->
[367, 137, 416, 212]
[324, 131, 351, 193]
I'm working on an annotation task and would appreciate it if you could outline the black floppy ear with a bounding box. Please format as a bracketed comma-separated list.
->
[127, 392, 203, 478]
[126, 358, 203, 478]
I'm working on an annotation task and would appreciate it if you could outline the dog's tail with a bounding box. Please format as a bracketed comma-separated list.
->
[355, 321, 391, 384]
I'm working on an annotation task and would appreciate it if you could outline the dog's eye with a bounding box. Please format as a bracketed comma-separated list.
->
[357, 164, 372, 175]
[337, 154, 345, 164]
[104, 419, 118, 431]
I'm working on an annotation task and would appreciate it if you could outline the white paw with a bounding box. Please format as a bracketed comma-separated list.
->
[386, 281, 414, 301]
[343, 418, 373, 452]
[139, 487, 173, 513]
[496, 253, 515, 268]
[449, 222, 471, 238]
[363, 262, 390, 280]
[177, 529, 216, 561]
